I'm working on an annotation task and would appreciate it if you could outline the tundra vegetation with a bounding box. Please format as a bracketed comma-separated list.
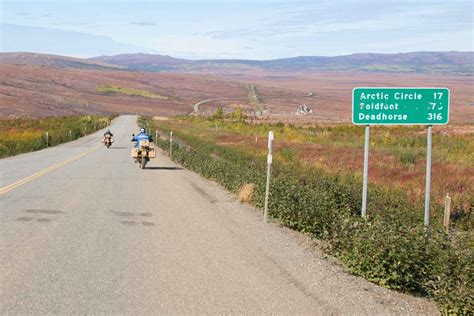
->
[0, 115, 114, 158]
[95, 84, 169, 100]
[143, 113, 473, 314]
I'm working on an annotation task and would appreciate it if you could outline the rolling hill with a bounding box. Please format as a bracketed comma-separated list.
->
[92, 51, 474, 75]
[93, 53, 189, 71]
[0, 52, 125, 70]
[2, 51, 472, 75]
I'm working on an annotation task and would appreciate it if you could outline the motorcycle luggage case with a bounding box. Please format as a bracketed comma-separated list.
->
[148, 148, 156, 158]
[131, 148, 139, 157]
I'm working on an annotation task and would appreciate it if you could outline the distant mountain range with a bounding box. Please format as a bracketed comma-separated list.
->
[1, 51, 472, 75]
[92, 51, 473, 75]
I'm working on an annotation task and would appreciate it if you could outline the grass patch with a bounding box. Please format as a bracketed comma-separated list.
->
[157, 116, 473, 219]
[96, 84, 169, 100]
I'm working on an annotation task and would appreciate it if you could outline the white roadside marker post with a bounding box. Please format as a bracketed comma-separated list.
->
[443, 193, 451, 234]
[46, 132, 49, 148]
[170, 131, 173, 160]
[264, 131, 274, 223]
[361, 125, 370, 218]
[424, 125, 433, 227]
[155, 130, 158, 143]
[69, 130, 72, 141]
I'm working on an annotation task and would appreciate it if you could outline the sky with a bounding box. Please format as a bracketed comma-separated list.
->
[0, 0, 473, 59]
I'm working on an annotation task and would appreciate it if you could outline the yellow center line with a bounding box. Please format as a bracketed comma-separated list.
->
[0, 144, 101, 196]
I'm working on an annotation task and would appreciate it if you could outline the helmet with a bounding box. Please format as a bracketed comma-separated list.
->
[140, 128, 145, 133]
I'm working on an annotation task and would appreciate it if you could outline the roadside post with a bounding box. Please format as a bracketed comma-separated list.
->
[361, 125, 370, 217]
[155, 130, 158, 143]
[443, 193, 452, 234]
[352, 87, 449, 225]
[263, 131, 274, 223]
[170, 131, 173, 160]
[69, 130, 72, 141]
[424, 125, 433, 226]
[46, 132, 49, 148]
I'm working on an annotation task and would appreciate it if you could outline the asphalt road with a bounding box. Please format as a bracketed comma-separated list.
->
[0, 115, 437, 314]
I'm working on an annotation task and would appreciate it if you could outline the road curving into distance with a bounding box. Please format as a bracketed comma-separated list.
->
[0, 115, 437, 314]
[192, 91, 315, 114]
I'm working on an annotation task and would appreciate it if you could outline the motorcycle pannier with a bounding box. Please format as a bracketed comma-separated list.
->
[148, 148, 156, 158]
[131, 148, 139, 157]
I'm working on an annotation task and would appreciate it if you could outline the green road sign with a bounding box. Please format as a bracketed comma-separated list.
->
[352, 87, 450, 125]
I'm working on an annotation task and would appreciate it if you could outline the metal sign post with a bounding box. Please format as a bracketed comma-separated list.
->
[170, 131, 173, 160]
[263, 131, 274, 223]
[361, 125, 370, 217]
[424, 125, 433, 227]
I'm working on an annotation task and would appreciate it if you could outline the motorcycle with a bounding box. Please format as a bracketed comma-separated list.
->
[131, 136, 156, 169]
[102, 135, 114, 148]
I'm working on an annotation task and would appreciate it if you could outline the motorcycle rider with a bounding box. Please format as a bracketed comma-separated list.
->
[131, 128, 153, 148]
[103, 129, 114, 147]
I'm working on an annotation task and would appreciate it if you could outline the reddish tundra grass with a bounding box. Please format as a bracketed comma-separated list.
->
[157, 116, 473, 228]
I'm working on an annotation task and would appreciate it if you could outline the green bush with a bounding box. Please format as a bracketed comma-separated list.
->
[397, 149, 423, 165]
